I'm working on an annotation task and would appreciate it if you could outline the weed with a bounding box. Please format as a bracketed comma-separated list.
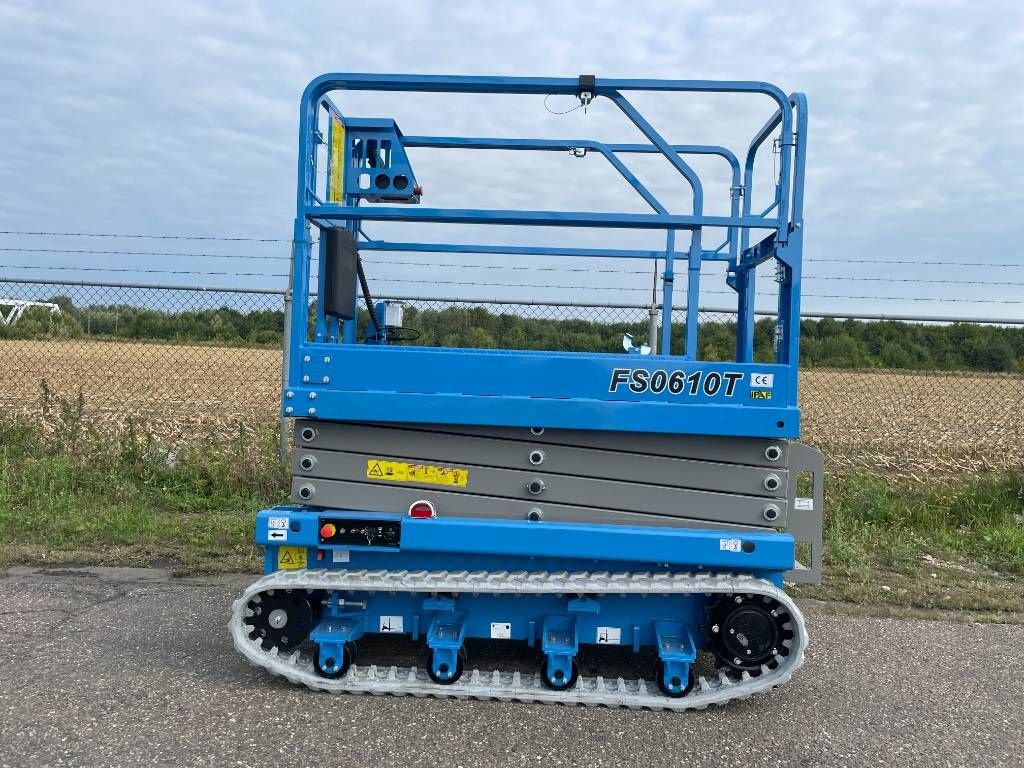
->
[1, 402, 1020, 613]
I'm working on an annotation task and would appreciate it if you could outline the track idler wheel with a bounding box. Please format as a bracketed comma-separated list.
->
[314, 641, 355, 679]
[707, 594, 793, 674]
[243, 589, 315, 653]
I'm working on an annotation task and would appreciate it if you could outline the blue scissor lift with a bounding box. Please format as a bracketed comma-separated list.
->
[231, 74, 823, 708]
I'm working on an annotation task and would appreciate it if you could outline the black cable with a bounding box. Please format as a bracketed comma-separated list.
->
[543, 94, 583, 115]
[356, 256, 381, 336]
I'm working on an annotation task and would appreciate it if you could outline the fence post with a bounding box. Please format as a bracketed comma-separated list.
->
[278, 249, 294, 466]
[647, 261, 659, 353]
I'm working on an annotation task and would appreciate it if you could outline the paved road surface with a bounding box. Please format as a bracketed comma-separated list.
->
[0, 567, 1020, 768]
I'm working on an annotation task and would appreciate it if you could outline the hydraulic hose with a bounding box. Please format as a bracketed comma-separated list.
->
[356, 256, 381, 340]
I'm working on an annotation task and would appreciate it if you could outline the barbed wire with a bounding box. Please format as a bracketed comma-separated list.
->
[0, 247, 289, 261]
[803, 275, 1022, 287]
[4, 263, 1022, 303]
[356, 277, 1024, 303]
[0, 252, 1018, 281]
[807, 258, 1022, 268]
[2, 233, 1021, 270]
[0, 230, 288, 242]
[1, 264, 290, 278]
[2, 230, 1022, 305]
[2, 251, 1022, 286]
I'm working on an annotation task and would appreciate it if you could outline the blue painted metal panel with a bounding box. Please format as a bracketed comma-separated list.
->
[286, 345, 797, 437]
[288, 388, 797, 438]
[255, 508, 795, 574]
[400, 517, 792, 572]
[306, 590, 710, 649]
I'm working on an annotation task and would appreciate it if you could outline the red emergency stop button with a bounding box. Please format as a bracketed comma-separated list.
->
[320, 523, 337, 538]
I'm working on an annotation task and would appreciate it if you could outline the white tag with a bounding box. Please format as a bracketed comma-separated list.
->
[795, 497, 814, 510]
[490, 622, 511, 639]
[267, 529, 287, 541]
[332, 550, 350, 563]
[379, 615, 404, 633]
[751, 372, 775, 388]
[268, 516, 289, 530]
[719, 538, 742, 552]
[596, 627, 621, 645]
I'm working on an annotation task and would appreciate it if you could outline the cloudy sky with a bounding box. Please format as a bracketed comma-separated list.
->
[1, 0, 1022, 318]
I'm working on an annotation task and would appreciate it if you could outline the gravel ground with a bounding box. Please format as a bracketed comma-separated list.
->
[0, 566, 1020, 768]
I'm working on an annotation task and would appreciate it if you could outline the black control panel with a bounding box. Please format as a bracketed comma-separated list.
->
[319, 518, 401, 548]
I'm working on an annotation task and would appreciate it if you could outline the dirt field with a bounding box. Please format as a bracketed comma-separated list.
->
[3, 338, 1022, 474]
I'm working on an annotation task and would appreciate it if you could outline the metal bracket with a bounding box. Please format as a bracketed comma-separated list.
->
[654, 620, 697, 696]
[425, 600, 467, 683]
[567, 596, 600, 614]
[577, 74, 596, 108]
[309, 593, 366, 676]
[784, 442, 824, 584]
[541, 614, 578, 687]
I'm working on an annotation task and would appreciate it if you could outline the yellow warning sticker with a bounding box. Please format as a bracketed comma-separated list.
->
[366, 459, 469, 488]
[328, 115, 346, 203]
[277, 546, 307, 570]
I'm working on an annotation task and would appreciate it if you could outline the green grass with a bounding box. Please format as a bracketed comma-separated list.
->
[826, 471, 1023, 574]
[0, 394, 287, 574]
[791, 471, 1024, 617]
[1, 397, 1021, 615]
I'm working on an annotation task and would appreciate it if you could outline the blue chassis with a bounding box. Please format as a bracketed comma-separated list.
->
[260, 75, 809, 692]
[257, 507, 792, 690]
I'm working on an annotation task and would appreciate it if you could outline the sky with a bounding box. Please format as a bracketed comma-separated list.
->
[1, 0, 1022, 319]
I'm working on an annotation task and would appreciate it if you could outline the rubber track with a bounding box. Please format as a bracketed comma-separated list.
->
[229, 568, 807, 711]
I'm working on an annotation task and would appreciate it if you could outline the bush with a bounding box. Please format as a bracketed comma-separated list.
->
[0, 306, 83, 339]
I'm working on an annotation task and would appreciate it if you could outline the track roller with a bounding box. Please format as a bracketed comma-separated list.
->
[540, 657, 579, 690]
[427, 646, 466, 685]
[314, 640, 355, 679]
[656, 660, 696, 698]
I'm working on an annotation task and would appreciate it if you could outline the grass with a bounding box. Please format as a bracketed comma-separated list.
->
[1, 387, 1021, 617]
[792, 472, 1024, 619]
[0, 387, 287, 574]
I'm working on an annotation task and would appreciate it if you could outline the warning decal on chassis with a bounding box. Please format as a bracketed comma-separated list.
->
[366, 459, 469, 487]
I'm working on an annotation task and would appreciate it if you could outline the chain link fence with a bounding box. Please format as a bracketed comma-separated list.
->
[3, 278, 1022, 475]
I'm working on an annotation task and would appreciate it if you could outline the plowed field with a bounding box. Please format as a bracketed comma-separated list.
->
[4, 339, 1022, 474]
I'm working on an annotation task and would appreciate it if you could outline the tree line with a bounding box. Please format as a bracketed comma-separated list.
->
[2, 296, 1021, 373]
